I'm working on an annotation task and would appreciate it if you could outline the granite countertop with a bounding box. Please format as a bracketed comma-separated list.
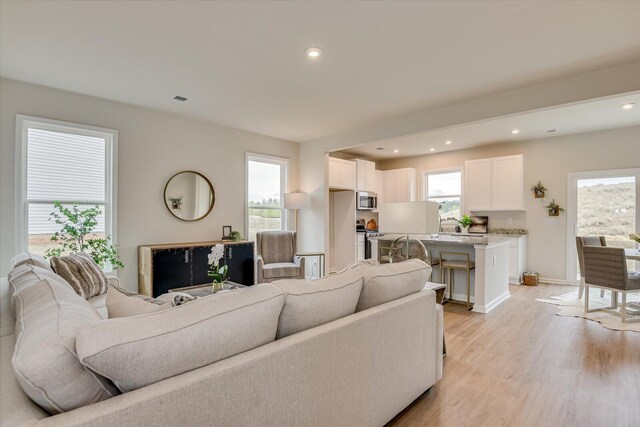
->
[370, 233, 511, 246]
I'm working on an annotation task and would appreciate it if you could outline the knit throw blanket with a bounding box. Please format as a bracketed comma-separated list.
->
[50, 252, 108, 299]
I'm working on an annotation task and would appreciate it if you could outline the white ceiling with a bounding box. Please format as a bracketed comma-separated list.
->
[1, 1, 640, 142]
[340, 93, 640, 159]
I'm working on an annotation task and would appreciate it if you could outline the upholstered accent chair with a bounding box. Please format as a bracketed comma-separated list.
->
[582, 245, 640, 323]
[576, 236, 606, 299]
[256, 231, 305, 283]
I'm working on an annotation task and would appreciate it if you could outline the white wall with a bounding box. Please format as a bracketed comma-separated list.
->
[0, 78, 299, 289]
[378, 126, 640, 282]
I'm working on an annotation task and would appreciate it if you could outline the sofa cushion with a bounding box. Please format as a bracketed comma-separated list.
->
[262, 262, 301, 279]
[76, 283, 285, 392]
[351, 259, 431, 312]
[11, 275, 118, 414]
[8, 263, 75, 311]
[272, 270, 363, 339]
[106, 283, 170, 318]
[11, 252, 52, 271]
[50, 252, 109, 299]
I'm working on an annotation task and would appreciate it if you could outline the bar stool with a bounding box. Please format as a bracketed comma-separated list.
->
[439, 251, 475, 310]
[389, 238, 441, 282]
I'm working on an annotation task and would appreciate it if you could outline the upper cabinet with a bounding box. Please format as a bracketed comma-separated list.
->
[356, 159, 377, 193]
[382, 168, 416, 203]
[464, 154, 524, 211]
[328, 157, 357, 190]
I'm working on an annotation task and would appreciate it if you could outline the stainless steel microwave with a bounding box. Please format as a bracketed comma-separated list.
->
[357, 191, 378, 211]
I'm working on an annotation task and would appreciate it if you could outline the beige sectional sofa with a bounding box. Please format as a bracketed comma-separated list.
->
[0, 255, 443, 427]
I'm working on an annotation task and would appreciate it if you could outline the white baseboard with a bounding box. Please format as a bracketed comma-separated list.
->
[539, 277, 568, 285]
[472, 291, 511, 314]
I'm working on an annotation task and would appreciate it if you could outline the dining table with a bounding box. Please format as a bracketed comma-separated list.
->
[625, 248, 640, 261]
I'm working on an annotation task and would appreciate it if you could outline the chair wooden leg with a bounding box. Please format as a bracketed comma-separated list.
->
[584, 285, 589, 313]
[578, 277, 585, 299]
[621, 292, 626, 323]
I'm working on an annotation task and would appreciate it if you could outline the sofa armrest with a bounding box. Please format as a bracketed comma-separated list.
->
[106, 276, 121, 287]
[256, 255, 265, 283]
[294, 256, 305, 279]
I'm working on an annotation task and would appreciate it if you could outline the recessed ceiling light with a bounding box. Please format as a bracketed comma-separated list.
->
[393, 149, 399, 154]
[511, 129, 520, 135]
[376, 147, 385, 151]
[621, 103, 635, 110]
[445, 140, 452, 145]
[430, 148, 436, 152]
[173, 95, 188, 102]
[305, 47, 323, 58]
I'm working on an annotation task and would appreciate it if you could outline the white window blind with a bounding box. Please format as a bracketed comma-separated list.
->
[17, 116, 117, 258]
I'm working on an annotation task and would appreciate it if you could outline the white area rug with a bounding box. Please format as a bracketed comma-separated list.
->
[537, 291, 640, 332]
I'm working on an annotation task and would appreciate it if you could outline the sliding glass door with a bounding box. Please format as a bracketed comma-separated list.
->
[567, 168, 640, 284]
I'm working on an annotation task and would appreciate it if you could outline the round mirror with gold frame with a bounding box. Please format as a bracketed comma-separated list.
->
[164, 171, 215, 221]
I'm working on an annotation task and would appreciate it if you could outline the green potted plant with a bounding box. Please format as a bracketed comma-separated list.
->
[531, 181, 547, 198]
[544, 199, 564, 216]
[458, 215, 473, 234]
[45, 202, 123, 269]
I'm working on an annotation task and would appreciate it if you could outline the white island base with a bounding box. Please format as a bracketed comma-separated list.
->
[373, 235, 511, 313]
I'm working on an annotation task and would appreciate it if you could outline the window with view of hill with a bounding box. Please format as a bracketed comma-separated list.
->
[423, 169, 462, 220]
[16, 116, 117, 263]
[246, 154, 288, 241]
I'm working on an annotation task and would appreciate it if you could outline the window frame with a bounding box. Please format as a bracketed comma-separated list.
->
[245, 152, 289, 239]
[422, 167, 464, 216]
[15, 115, 118, 268]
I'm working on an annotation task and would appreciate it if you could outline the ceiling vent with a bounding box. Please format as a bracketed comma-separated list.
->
[173, 95, 188, 102]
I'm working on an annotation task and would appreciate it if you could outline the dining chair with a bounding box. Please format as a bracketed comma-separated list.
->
[576, 236, 607, 299]
[582, 245, 640, 323]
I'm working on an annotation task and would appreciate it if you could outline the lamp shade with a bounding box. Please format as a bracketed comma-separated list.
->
[283, 192, 309, 210]
[378, 201, 440, 234]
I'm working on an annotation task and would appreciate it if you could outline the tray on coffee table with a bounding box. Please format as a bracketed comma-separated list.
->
[168, 282, 247, 298]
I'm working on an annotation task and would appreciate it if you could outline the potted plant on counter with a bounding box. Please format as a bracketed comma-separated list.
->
[458, 215, 473, 234]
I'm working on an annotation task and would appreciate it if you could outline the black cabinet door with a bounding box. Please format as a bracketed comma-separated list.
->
[224, 243, 255, 286]
[151, 248, 192, 297]
[191, 245, 213, 286]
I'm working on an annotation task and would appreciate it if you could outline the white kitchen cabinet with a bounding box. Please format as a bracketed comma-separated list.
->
[328, 157, 356, 190]
[507, 235, 527, 284]
[355, 159, 377, 193]
[464, 154, 524, 211]
[492, 155, 525, 210]
[382, 168, 416, 203]
[376, 170, 386, 204]
[464, 159, 492, 211]
[356, 233, 365, 261]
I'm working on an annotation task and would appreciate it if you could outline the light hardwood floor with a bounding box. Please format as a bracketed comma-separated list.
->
[387, 284, 640, 427]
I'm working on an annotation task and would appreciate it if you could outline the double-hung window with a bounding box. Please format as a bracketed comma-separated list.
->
[423, 169, 462, 220]
[16, 115, 117, 266]
[246, 153, 288, 241]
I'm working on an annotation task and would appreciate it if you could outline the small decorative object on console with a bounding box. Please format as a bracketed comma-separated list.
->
[229, 231, 243, 241]
[208, 244, 228, 293]
[222, 225, 232, 239]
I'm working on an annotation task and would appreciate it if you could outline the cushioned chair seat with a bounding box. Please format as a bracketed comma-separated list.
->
[262, 262, 301, 279]
[628, 272, 640, 290]
[440, 260, 475, 269]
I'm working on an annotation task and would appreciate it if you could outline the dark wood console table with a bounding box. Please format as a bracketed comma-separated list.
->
[138, 241, 254, 297]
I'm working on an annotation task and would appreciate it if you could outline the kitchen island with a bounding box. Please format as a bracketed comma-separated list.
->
[371, 234, 511, 313]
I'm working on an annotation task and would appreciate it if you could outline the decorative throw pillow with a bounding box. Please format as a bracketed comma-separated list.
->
[271, 269, 364, 339]
[106, 283, 170, 318]
[50, 252, 108, 299]
[351, 259, 431, 312]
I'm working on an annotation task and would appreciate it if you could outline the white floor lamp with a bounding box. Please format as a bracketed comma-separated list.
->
[284, 192, 309, 233]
